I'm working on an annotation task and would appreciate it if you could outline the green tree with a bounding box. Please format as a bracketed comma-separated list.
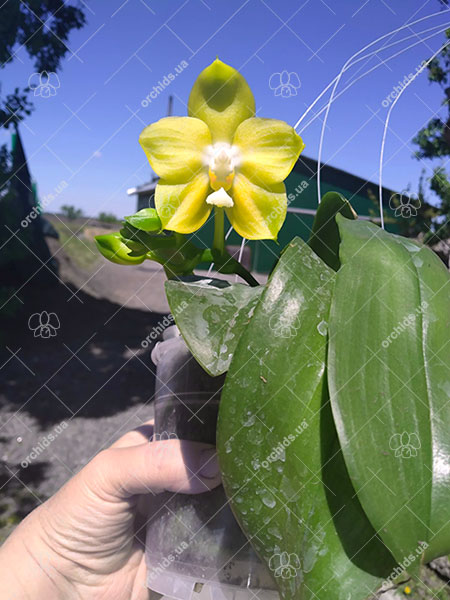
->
[98, 212, 119, 224]
[0, 2, 87, 288]
[0, 0, 87, 246]
[389, 172, 439, 242]
[61, 204, 83, 220]
[412, 28, 450, 241]
[0, 1, 86, 131]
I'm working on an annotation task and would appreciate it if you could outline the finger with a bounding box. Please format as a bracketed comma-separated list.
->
[87, 439, 221, 498]
[110, 420, 155, 449]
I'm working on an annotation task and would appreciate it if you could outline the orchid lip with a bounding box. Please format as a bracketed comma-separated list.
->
[206, 187, 234, 208]
[204, 143, 241, 191]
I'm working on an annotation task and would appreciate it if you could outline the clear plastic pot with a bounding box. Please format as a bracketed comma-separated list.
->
[146, 326, 277, 600]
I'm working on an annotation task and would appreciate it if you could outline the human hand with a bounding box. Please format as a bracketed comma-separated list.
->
[0, 421, 221, 599]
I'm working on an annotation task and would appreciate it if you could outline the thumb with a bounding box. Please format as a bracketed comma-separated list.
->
[87, 439, 221, 498]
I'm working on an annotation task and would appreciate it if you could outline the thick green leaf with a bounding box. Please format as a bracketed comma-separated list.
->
[328, 216, 450, 569]
[124, 208, 162, 232]
[165, 278, 263, 376]
[120, 223, 206, 276]
[308, 191, 357, 271]
[120, 223, 175, 251]
[217, 238, 396, 600]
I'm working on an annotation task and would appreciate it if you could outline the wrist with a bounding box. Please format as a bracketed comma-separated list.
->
[0, 510, 68, 599]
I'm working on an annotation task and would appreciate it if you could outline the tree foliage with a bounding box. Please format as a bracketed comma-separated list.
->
[389, 173, 440, 243]
[0, 1, 86, 129]
[0, 1, 86, 189]
[61, 204, 83, 220]
[98, 212, 119, 224]
[0, 3, 86, 298]
[412, 28, 450, 240]
[0, 1, 86, 72]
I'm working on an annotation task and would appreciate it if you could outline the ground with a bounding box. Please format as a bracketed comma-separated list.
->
[0, 216, 166, 541]
[0, 217, 449, 600]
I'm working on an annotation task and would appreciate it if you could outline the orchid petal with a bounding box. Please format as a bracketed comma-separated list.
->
[139, 117, 211, 183]
[155, 172, 212, 233]
[188, 58, 255, 143]
[226, 173, 286, 240]
[234, 117, 305, 186]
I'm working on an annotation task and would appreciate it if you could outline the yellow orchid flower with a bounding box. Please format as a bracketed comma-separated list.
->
[139, 59, 305, 240]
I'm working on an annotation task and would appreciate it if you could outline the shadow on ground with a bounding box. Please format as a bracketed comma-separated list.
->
[1, 279, 164, 426]
[0, 459, 49, 543]
[0, 233, 168, 542]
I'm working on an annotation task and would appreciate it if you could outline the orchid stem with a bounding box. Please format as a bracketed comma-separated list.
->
[174, 232, 185, 246]
[209, 208, 258, 286]
[213, 207, 225, 256]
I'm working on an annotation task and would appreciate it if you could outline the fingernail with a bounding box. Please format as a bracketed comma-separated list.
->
[199, 448, 219, 479]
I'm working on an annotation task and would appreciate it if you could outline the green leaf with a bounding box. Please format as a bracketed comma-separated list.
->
[308, 191, 357, 271]
[124, 208, 162, 232]
[217, 238, 396, 600]
[119, 223, 175, 251]
[95, 232, 146, 265]
[328, 216, 450, 569]
[119, 223, 206, 276]
[165, 277, 263, 376]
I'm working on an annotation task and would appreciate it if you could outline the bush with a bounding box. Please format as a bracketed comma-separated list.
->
[98, 212, 118, 224]
[60, 205, 83, 220]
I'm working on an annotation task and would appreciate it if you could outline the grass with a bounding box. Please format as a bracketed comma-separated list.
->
[51, 220, 101, 271]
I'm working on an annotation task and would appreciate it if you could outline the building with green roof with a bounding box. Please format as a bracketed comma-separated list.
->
[128, 154, 398, 274]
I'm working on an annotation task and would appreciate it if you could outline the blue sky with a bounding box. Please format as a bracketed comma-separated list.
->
[2, 0, 450, 218]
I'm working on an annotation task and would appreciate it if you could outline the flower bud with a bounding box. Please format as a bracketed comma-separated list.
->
[95, 232, 146, 265]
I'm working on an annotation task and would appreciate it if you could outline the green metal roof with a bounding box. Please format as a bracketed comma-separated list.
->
[134, 155, 399, 274]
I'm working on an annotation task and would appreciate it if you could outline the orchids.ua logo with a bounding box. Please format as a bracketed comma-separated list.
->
[389, 191, 421, 218]
[258, 420, 309, 471]
[151, 431, 178, 443]
[268, 313, 298, 338]
[150, 431, 179, 458]
[157, 199, 177, 220]
[381, 540, 428, 589]
[141, 60, 189, 107]
[21, 421, 68, 468]
[141, 300, 188, 348]
[389, 431, 421, 459]
[381, 300, 428, 349]
[21, 180, 68, 229]
[381, 60, 426, 108]
[28, 311, 60, 338]
[269, 552, 301, 579]
[147, 541, 189, 583]
[28, 71, 60, 97]
[269, 70, 301, 97]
